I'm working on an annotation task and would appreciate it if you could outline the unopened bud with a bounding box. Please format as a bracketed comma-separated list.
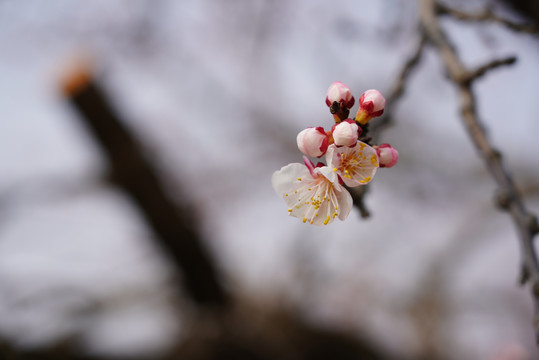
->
[325, 81, 355, 109]
[332, 120, 361, 147]
[297, 127, 329, 158]
[355, 89, 386, 125]
[376, 144, 398, 168]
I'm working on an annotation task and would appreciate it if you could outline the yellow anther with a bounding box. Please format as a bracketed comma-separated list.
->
[297, 177, 302, 181]
[303, 218, 307, 223]
[288, 209, 292, 212]
[364, 177, 372, 182]
[323, 216, 330, 225]
[333, 168, 337, 172]
[370, 155, 377, 164]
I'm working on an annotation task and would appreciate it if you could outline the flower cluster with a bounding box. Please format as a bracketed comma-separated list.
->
[272, 81, 399, 225]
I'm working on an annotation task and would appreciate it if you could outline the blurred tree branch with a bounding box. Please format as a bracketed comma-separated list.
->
[436, 2, 538, 34]
[419, 0, 539, 344]
[62, 68, 229, 308]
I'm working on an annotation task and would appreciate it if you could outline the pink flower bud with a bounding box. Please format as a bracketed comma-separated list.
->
[376, 144, 398, 168]
[297, 127, 329, 158]
[355, 89, 386, 125]
[325, 81, 355, 109]
[332, 120, 361, 147]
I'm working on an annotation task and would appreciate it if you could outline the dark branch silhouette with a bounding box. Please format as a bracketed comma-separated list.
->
[62, 67, 229, 307]
[436, 2, 538, 34]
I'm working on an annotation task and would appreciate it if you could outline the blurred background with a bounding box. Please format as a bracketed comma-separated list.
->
[1, 0, 539, 359]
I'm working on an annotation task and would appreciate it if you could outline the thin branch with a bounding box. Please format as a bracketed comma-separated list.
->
[466, 56, 517, 82]
[421, 0, 539, 343]
[436, 2, 539, 34]
[370, 34, 427, 140]
[353, 34, 426, 218]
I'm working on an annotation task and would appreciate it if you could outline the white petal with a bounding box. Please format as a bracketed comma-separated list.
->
[335, 186, 353, 220]
[315, 165, 338, 184]
[273, 163, 353, 225]
[272, 163, 311, 196]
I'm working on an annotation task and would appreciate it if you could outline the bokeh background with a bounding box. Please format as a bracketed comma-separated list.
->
[1, 0, 539, 359]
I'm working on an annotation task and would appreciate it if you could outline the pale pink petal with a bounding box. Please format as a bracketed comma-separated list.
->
[332, 121, 359, 147]
[326, 81, 354, 108]
[360, 89, 385, 113]
[297, 127, 329, 158]
[377, 144, 399, 168]
[272, 163, 311, 197]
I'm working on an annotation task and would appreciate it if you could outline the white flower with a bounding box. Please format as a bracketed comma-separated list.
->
[326, 141, 378, 187]
[272, 157, 352, 225]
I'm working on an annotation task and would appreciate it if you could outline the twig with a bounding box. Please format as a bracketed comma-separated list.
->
[436, 2, 539, 34]
[421, 0, 539, 343]
[466, 56, 517, 82]
[347, 185, 370, 218]
[370, 34, 427, 140]
[353, 35, 426, 218]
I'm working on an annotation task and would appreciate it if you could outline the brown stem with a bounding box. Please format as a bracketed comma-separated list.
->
[354, 34, 426, 218]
